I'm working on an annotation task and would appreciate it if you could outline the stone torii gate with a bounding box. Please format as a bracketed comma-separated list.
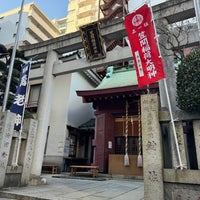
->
[21, 0, 200, 199]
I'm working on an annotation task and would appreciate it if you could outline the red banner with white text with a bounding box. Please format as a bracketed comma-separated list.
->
[124, 4, 165, 87]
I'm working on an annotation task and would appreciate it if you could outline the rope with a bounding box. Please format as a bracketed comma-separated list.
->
[124, 100, 130, 166]
[125, 100, 128, 155]
[131, 116, 134, 136]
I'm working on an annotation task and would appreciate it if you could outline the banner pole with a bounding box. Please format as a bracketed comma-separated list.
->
[12, 61, 32, 167]
[2, 0, 25, 112]
[163, 79, 183, 169]
[147, 0, 183, 169]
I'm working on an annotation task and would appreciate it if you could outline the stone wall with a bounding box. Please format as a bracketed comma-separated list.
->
[141, 94, 200, 200]
[164, 169, 200, 199]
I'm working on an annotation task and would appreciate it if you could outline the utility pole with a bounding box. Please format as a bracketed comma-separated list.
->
[2, 0, 25, 112]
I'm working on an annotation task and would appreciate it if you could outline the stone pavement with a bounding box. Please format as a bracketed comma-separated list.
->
[0, 174, 144, 200]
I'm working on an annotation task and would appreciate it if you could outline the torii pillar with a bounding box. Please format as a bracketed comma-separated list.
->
[31, 50, 58, 178]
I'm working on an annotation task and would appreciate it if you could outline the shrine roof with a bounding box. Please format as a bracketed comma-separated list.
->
[76, 66, 159, 103]
[79, 118, 95, 129]
[96, 67, 137, 90]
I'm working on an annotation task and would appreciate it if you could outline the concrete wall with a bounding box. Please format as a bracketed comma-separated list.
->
[68, 72, 94, 127]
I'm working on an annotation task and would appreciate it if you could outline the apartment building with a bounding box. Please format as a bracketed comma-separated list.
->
[66, 0, 102, 34]
[52, 17, 68, 35]
[0, 2, 60, 46]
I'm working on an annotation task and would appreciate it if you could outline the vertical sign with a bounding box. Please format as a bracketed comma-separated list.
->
[124, 4, 165, 87]
[80, 22, 106, 62]
[10, 62, 30, 131]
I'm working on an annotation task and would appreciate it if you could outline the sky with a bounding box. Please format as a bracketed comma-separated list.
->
[0, 0, 167, 20]
[0, 0, 69, 20]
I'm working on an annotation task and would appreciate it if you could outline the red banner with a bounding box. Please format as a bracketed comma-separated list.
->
[124, 4, 165, 87]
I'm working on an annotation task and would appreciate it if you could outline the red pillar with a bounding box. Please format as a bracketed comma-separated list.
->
[93, 112, 115, 172]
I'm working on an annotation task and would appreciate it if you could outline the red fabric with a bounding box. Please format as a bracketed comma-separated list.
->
[124, 4, 165, 87]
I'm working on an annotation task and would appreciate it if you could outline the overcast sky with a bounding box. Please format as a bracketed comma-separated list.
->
[0, 0, 68, 20]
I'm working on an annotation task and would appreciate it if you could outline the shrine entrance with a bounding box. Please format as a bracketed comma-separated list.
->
[77, 66, 159, 175]
[109, 115, 143, 177]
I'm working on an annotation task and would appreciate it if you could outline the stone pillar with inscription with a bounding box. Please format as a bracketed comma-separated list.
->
[0, 111, 15, 188]
[21, 119, 38, 185]
[141, 94, 164, 200]
[193, 120, 200, 169]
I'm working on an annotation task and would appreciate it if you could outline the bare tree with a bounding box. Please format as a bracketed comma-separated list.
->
[157, 17, 197, 62]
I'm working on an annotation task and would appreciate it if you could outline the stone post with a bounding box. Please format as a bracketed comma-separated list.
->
[31, 50, 58, 177]
[171, 122, 187, 168]
[21, 119, 38, 185]
[141, 94, 164, 200]
[0, 111, 15, 187]
[193, 120, 200, 169]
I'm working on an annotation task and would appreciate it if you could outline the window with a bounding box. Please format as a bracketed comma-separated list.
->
[115, 136, 139, 155]
[58, 23, 67, 29]
[114, 116, 141, 155]
[27, 84, 41, 108]
[183, 121, 198, 169]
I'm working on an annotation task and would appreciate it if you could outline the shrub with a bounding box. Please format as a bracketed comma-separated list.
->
[176, 48, 200, 112]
